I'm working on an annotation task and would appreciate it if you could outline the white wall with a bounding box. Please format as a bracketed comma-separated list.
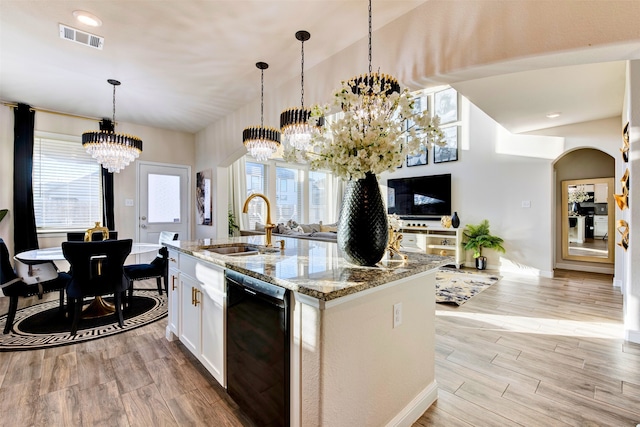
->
[0, 107, 196, 258]
[623, 60, 640, 343]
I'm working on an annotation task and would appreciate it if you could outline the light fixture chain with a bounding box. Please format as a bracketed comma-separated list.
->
[260, 68, 264, 128]
[112, 83, 117, 125]
[301, 38, 305, 108]
[368, 0, 372, 75]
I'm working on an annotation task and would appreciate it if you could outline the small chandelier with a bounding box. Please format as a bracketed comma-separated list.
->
[280, 30, 323, 151]
[82, 79, 142, 173]
[346, 0, 400, 117]
[243, 62, 281, 161]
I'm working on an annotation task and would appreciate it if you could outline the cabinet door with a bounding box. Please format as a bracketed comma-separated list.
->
[179, 274, 201, 354]
[201, 282, 225, 386]
[167, 267, 180, 336]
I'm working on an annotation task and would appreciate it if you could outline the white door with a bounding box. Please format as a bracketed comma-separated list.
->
[137, 162, 190, 247]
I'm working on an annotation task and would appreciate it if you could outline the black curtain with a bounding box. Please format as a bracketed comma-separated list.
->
[100, 119, 116, 231]
[13, 103, 38, 253]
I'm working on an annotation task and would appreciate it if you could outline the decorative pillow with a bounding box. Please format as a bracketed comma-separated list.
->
[320, 224, 337, 233]
[299, 223, 312, 233]
[287, 219, 299, 229]
[255, 222, 265, 231]
[308, 223, 321, 233]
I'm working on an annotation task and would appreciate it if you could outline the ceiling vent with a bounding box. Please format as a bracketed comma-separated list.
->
[59, 24, 104, 50]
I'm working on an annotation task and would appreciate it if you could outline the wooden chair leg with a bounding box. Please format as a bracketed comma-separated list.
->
[70, 297, 82, 335]
[114, 292, 124, 328]
[58, 289, 65, 313]
[127, 280, 134, 308]
[156, 277, 163, 296]
[3, 296, 19, 334]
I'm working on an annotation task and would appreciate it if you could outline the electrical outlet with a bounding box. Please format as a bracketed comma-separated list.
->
[393, 302, 402, 328]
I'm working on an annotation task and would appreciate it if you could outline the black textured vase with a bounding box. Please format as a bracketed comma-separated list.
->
[451, 212, 460, 228]
[338, 172, 389, 266]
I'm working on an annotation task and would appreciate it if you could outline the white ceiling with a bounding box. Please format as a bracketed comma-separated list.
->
[0, 1, 631, 135]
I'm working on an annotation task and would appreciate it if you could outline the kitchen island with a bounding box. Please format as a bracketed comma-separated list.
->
[165, 235, 451, 426]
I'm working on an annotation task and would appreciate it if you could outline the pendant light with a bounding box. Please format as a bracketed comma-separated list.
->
[280, 30, 323, 151]
[82, 79, 142, 173]
[243, 62, 281, 161]
[347, 0, 400, 119]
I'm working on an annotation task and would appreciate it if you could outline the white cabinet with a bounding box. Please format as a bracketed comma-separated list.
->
[594, 215, 608, 238]
[166, 252, 226, 387]
[167, 250, 180, 336]
[401, 226, 463, 268]
[594, 183, 608, 203]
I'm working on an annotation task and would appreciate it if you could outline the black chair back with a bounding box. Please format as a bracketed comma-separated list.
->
[0, 238, 18, 286]
[62, 239, 132, 298]
[66, 231, 118, 242]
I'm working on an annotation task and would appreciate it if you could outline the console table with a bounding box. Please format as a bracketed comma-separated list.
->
[400, 226, 464, 268]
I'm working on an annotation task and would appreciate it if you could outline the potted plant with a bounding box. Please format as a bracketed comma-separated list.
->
[228, 210, 239, 237]
[463, 219, 505, 270]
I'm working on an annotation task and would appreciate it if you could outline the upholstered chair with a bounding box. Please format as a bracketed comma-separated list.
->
[124, 232, 178, 297]
[0, 238, 70, 334]
[62, 239, 132, 335]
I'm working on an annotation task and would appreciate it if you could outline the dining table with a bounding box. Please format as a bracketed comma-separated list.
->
[15, 242, 162, 318]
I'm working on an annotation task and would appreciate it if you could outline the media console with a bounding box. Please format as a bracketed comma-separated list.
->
[400, 224, 464, 268]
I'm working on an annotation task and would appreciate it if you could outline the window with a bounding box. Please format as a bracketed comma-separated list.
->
[276, 166, 302, 223]
[309, 171, 329, 224]
[245, 161, 267, 230]
[33, 133, 102, 231]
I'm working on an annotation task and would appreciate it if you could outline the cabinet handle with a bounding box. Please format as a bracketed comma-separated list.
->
[171, 275, 177, 291]
[191, 287, 195, 305]
[169, 257, 177, 263]
[193, 289, 200, 307]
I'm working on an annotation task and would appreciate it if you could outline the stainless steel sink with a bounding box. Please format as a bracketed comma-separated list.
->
[205, 244, 260, 256]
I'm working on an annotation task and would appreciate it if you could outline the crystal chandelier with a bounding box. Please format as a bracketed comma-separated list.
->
[243, 62, 281, 161]
[346, 0, 400, 119]
[82, 79, 142, 173]
[280, 30, 323, 151]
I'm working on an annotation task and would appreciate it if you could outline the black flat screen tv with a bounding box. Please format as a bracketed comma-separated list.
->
[387, 174, 451, 218]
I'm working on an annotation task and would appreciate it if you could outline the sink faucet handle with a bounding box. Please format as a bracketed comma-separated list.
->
[275, 239, 285, 250]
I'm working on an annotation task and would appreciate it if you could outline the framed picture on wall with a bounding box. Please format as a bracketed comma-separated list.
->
[434, 87, 458, 125]
[407, 144, 428, 167]
[196, 169, 212, 225]
[434, 126, 459, 163]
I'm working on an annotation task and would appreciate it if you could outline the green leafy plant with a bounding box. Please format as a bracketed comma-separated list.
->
[0, 209, 7, 224]
[228, 210, 239, 237]
[463, 219, 505, 258]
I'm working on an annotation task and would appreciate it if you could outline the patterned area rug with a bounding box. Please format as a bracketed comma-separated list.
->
[0, 289, 167, 351]
[435, 268, 501, 305]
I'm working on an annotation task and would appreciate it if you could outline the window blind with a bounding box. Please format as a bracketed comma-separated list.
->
[33, 133, 103, 231]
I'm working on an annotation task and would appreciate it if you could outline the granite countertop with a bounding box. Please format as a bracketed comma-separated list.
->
[165, 236, 452, 302]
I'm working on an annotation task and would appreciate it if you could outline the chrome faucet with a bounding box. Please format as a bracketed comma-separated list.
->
[243, 193, 275, 247]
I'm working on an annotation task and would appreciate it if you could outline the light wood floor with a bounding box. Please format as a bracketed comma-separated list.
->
[0, 272, 638, 426]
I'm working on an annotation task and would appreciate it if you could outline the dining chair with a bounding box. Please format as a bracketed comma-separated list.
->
[124, 232, 178, 298]
[62, 239, 132, 335]
[0, 238, 71, 334]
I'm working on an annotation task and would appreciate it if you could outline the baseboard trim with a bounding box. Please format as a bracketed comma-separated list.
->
[386, 380, 438, 427]
[626, 329, 640, 344]
[555, 262, 614, 275]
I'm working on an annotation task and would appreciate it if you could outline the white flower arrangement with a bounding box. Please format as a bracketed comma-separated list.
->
[388, 213, 403, 231]
[283, 75, 446, 181]
[568, 189, 592, 203]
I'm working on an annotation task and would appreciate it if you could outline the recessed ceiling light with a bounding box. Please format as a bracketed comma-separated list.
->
[73, 10, 102, 27]
[546, 112, 561, 119]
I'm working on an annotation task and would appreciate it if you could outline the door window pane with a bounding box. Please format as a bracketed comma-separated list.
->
[148, 174, 181, 223]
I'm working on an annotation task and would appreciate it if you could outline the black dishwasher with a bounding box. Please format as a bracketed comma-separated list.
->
[226, 270, 290, 427]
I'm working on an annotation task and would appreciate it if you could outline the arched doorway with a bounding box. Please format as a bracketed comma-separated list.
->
[554, 148, 615, 273]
